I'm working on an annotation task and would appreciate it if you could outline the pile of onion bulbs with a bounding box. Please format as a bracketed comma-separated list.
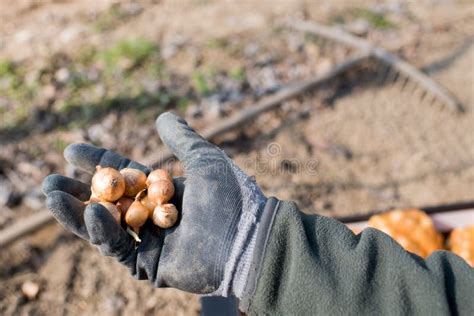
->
[367, 209, 444, 258]
[351, 208, 474, 267]
[88, 166, 177, 242]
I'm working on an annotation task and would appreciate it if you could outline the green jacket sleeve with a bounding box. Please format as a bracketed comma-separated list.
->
[243, 199, 474, 315]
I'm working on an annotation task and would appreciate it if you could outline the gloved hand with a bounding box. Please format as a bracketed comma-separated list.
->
[42, 112, 268, 298]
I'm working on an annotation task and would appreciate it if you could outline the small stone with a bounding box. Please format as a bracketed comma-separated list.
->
[161, 45, 177, 60]
[59, 27, 82, 44]
[102, 113, 118, 130]
[41, 85, 56, 101]
[122, 2, 143, 16]
[0, 179, 13, 207]
[143, 79, 160, 94]
[346, 18, 370, 37]
[94, 84, 106, 98]
[118, 58, 134, 70]
[161, 35, 188, 60]
[55, 68, 70, 84]
[14, 30, 32, 44]
[201, 95, 222, 119]
[21, 281, 40, 300]
[244, 43, 260, 57]
[103, 295, 125, 313]
[305, 43, 320, 57]
[316, 58, 333, 75]
[86, 68, 101, 82]
[24, 69, 41, 86]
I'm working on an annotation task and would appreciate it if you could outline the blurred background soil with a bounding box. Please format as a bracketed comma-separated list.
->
[0, 0, 473, 315]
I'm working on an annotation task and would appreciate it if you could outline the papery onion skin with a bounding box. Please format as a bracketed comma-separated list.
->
[148, 179, 175, 205]
[146, 169, 173, 186]
[116, 197, 134, 216]
[125, 200, 149, 232]
[91, 167, 125, 202]
[120, 168, 147, 197]
[140, 195, 157, 218]
[99, 201, 121, 224]
[152, 203, 178, 228]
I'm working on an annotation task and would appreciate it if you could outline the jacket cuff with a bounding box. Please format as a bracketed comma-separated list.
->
[239, 197, 280, 312]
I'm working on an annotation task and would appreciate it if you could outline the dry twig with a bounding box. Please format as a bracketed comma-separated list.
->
[0, 210, 54, 248]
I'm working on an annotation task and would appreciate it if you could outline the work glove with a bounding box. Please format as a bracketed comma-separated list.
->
[42, 112, 270, 298]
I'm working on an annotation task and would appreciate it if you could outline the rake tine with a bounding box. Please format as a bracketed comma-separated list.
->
[384, 66, 398, 84]
[400, 76, 410, 91]
[411, 79, 420, 94]
[380, 64, 392, 85]
[419, 90, 428, 103]
[288, 20, 464, 112]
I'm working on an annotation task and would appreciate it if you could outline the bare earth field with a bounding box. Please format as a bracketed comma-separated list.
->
[0, 1, 473, 315]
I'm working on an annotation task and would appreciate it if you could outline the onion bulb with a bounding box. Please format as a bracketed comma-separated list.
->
[86, 189, 101, 204]
[140, 195, 157, 218]
[148, 179, 175, 205]
[91, 166, 125, 202]
[152, 203, 178, 228]
[120, 168, 147, 197]
[125, 200, 149, 232]
[116, 197, 134, 216]
[99, 201, 121, 224]
[146, 169, 172, 186]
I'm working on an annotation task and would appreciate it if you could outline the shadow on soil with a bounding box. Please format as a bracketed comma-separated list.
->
[0, 90, 181, 145]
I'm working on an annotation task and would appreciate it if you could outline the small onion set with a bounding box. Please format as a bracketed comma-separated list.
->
[87, 166, 178, 242]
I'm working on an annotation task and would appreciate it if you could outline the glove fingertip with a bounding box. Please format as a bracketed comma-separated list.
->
[156, 111, 181, 128]
[42, 174, 60, 196]
[84, 203, 134, 262]
[46, 190, 85, 214]
[156, 112, 219, 167]
[42, 174, 91, 200]
[156, 112, 180, 143]
[45, 190, 60, 210]
[46, 190, 89, 240]
[84, 203, 118, 244]
[64, 143, 106, 173]
[65, 142, 150, 175]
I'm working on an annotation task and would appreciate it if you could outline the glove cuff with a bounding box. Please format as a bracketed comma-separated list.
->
[230, 199, 265, 298]
[207, 196, 279, 303]
[239, 197, 280, 311]
[208, 154, 267, 298]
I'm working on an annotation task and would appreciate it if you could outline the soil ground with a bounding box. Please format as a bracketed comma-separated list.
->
[0, 1, 473, 315]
